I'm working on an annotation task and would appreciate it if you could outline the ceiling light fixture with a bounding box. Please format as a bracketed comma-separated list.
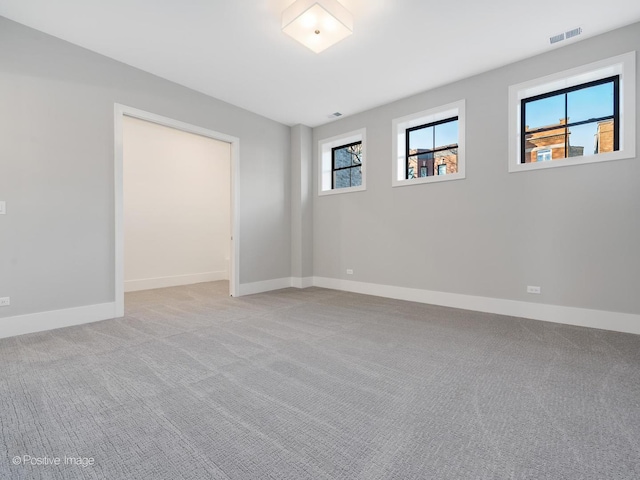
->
[282, 0, 353, 53]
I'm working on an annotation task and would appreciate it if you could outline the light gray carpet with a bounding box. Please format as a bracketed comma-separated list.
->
[1, 282, 639, 479]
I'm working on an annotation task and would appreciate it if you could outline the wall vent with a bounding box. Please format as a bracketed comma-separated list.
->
[550, 27, 582, 45]
[565, 27, 582, 39]
[550, 33, 565, 44]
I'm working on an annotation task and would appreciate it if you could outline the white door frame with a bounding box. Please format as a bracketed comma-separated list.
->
[114, 104, 240, 317]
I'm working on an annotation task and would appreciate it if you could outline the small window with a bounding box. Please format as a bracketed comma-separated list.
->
[509, 52, 636, 172]
[332, 141, 362, 189]
[392, 100, 465, 187]
[521, 76, 619, 164]
[536, 149, 552, 162]
[407, 117, 459, 179]
[319, 129, 366, 195]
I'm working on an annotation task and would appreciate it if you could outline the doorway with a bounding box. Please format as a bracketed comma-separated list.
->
[114, 104, 240, 317]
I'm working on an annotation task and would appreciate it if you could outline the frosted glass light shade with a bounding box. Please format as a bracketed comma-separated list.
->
[282, 0, 353, 53]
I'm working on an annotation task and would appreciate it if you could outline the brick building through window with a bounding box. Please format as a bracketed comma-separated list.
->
[524, 118, 614, 163]
[408, 145, 458, 178]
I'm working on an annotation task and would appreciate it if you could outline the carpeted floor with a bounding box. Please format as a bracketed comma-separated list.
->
[1, 281, 639, 479]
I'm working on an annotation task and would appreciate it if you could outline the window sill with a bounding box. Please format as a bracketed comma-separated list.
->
[509, 149, 635, 173]
[392, 172, 465, 187]
[318, 184, 366, 196]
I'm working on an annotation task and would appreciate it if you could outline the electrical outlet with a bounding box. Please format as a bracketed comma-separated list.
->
[346, 269, 353, 275]
[0, 297, 10, 307]
[527, 286, 541, 294]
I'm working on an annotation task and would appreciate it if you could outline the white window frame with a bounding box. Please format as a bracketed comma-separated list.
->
[536, 148, 552, 162]
[508, 51, 636, 173]
[392, 100, 466, 187]
[318, 128, 366, 196]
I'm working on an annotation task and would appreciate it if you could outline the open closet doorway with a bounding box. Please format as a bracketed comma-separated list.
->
[114, 105, 240, 317]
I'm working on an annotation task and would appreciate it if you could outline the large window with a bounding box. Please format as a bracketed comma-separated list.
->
[319, 129, 366, 195]
[332, 141, 362, 188]
[509, 52, 636, 172]
[392, 100, 465, 187]
[521, 76, 619, 164]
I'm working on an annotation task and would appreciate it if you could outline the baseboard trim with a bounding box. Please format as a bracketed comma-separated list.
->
[4, 277, 636, 339]
[125, 271, 228, 292]
[312, 277, 640, 335]
[237, 277, 293, 296]
[292, 276, 314, 289]
[0, 302, 117, 339]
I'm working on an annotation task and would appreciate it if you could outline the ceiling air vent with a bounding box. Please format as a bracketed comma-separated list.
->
[565, 27, 582, 39]
[550, 33, 565, 44]
[328, 112, 343, 119]
[550, 27, 582, 45]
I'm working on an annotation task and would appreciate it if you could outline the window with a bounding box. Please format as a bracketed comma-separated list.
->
[392, 100, 465, 187]
[319, 129, 366, 195]
[509, 52, 636, 172]
[332, 141, 362, 188]
[522, 76, 619, 164]
[407, 117, 458, 179]
[536, 148, 552, 162]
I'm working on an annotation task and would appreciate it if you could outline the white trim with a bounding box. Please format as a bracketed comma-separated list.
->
[0, 303, 117, 340]
[114, 104, 241, 315]
[237, 277, 293, 296]
[124, 271, 228, 293]
[292, 276, 314, 289]
[508, 51, 636, 173]
[392, 100, 466, 187]
[318, 128, 366, 196]
[312, 277, 640, 335]
[3, 278, 636, 339]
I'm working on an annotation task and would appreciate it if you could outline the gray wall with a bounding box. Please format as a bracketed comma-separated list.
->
[312, 22, 640, 315]
[0, 17, 291, 317]
[291, 125, 313, 280]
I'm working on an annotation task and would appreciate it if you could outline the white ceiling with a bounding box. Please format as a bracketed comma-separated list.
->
[1, 0, 639, 127]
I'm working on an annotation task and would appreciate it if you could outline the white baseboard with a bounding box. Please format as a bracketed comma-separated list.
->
[3, 276, 636, 340]
[313, 277, 640, 335]
[237, 277, 293, 296]
[292, 276, 314, 289]
[0, 302, 117, 339]
[125, 271, 228, 292]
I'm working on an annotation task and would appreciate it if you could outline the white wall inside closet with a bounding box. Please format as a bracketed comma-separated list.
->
[123, 116, 231, 292]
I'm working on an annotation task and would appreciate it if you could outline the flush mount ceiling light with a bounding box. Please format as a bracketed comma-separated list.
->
[282, 0, 353, 53]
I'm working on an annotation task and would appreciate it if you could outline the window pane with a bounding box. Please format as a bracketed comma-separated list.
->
[567, 82, 614, 124]
[434, 120, 458, 149]
[408, 126, 433, 152]
[568, 122, 604, 157]
[334, 168, 351, 188]
[334, 146, 352, 168]
[524, 94, 565, 131]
